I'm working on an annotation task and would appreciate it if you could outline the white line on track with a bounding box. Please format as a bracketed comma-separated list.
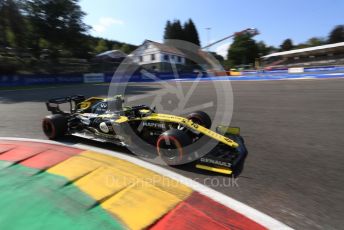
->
[0, 137, 293, 230]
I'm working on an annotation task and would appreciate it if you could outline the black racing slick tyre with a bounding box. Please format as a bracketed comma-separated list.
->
[42, 114, 68, 140]
[186, 111, 212, 129]
[233, 156, 246, 178]
[156, 129, 191, 165]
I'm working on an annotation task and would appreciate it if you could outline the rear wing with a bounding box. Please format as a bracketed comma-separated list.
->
[46, 95, 85, 114]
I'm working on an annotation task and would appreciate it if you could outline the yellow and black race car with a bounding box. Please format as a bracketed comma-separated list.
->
[42, 95, 248, 176]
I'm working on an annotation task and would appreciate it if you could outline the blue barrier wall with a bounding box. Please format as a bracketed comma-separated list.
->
[242, 66, 344, 75]
[0, 72, 203, 87]
[105, 72, 202, 83]
[304, 66, 344, 72]
[0, 74, 83, 87]
[1, 66, 344, 87]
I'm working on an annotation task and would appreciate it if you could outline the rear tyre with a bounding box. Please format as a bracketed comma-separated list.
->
[187, 111, 212, 129]
[42, 114, 68, 140]
[156, 129, 191, 165]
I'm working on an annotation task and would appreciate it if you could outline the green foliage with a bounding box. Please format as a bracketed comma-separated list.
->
[94, 39, 108, 53]
[163, 18, 200, 46]
[227, 33, 259, 67]
[163, 20, 173, 40]
[183, 19, 200, 46]
[5, 28, 16, 47]
[38, 38, 50, 49]
[280, 38, 294, 51]
[293, 37, 326, 49]
[294, 43, 309, 49]
[307, 37, 326, 47]
[112, 43, 121, 50]
[0, 0, 26, 47]
[25, 0, 90, 56]
[166, 20, 185, 40]
[256, 41, 269, 56]
[94, 40, 133, 55]
[328, 25, 344, 44]
[209, 51, 224, 63]
[256, 41, 278, 57]
[0, 0, 137, 73]
[222, 59, 232, 70]
[120, 44, 131, 54]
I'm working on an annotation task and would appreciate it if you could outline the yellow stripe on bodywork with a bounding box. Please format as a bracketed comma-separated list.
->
[115, 116, 129, 123]
[77, 97, 105, 110]
[113, 113, 238, 147]
[78, 101, 91, 110]
[136, 113, 239, 148]
[84, 97, 105, 101]
[48, 150, 193, 229]
[196, 164, 232, 175]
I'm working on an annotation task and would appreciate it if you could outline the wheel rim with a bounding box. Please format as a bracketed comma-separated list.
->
[157, 135, 183, 162]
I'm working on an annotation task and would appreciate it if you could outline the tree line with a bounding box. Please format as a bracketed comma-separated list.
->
[0, 0, 136, 73]
[1, 0, 343, 73]
[163, 19, 200, 46]
[227, 25, 343, 68]
[279, 25, 344, 51]
[163, 19, 344, 68]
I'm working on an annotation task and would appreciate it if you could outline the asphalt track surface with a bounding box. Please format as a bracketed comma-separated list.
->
[1, 79, 344, 229]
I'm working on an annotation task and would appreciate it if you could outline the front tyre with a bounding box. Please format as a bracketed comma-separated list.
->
[42, 114, 68, 139]
[233, 158, 245, 177]
[156, 129, 191, 165]
[187, 111, 212, 129]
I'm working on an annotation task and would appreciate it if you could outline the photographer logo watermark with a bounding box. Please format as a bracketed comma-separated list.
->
[108, 39, 233, 165]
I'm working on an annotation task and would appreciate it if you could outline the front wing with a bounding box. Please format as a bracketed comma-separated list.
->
[194, 135, 248, 175]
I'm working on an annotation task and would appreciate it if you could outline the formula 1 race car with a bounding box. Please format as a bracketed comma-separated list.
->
[42, 95, 248, 176]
